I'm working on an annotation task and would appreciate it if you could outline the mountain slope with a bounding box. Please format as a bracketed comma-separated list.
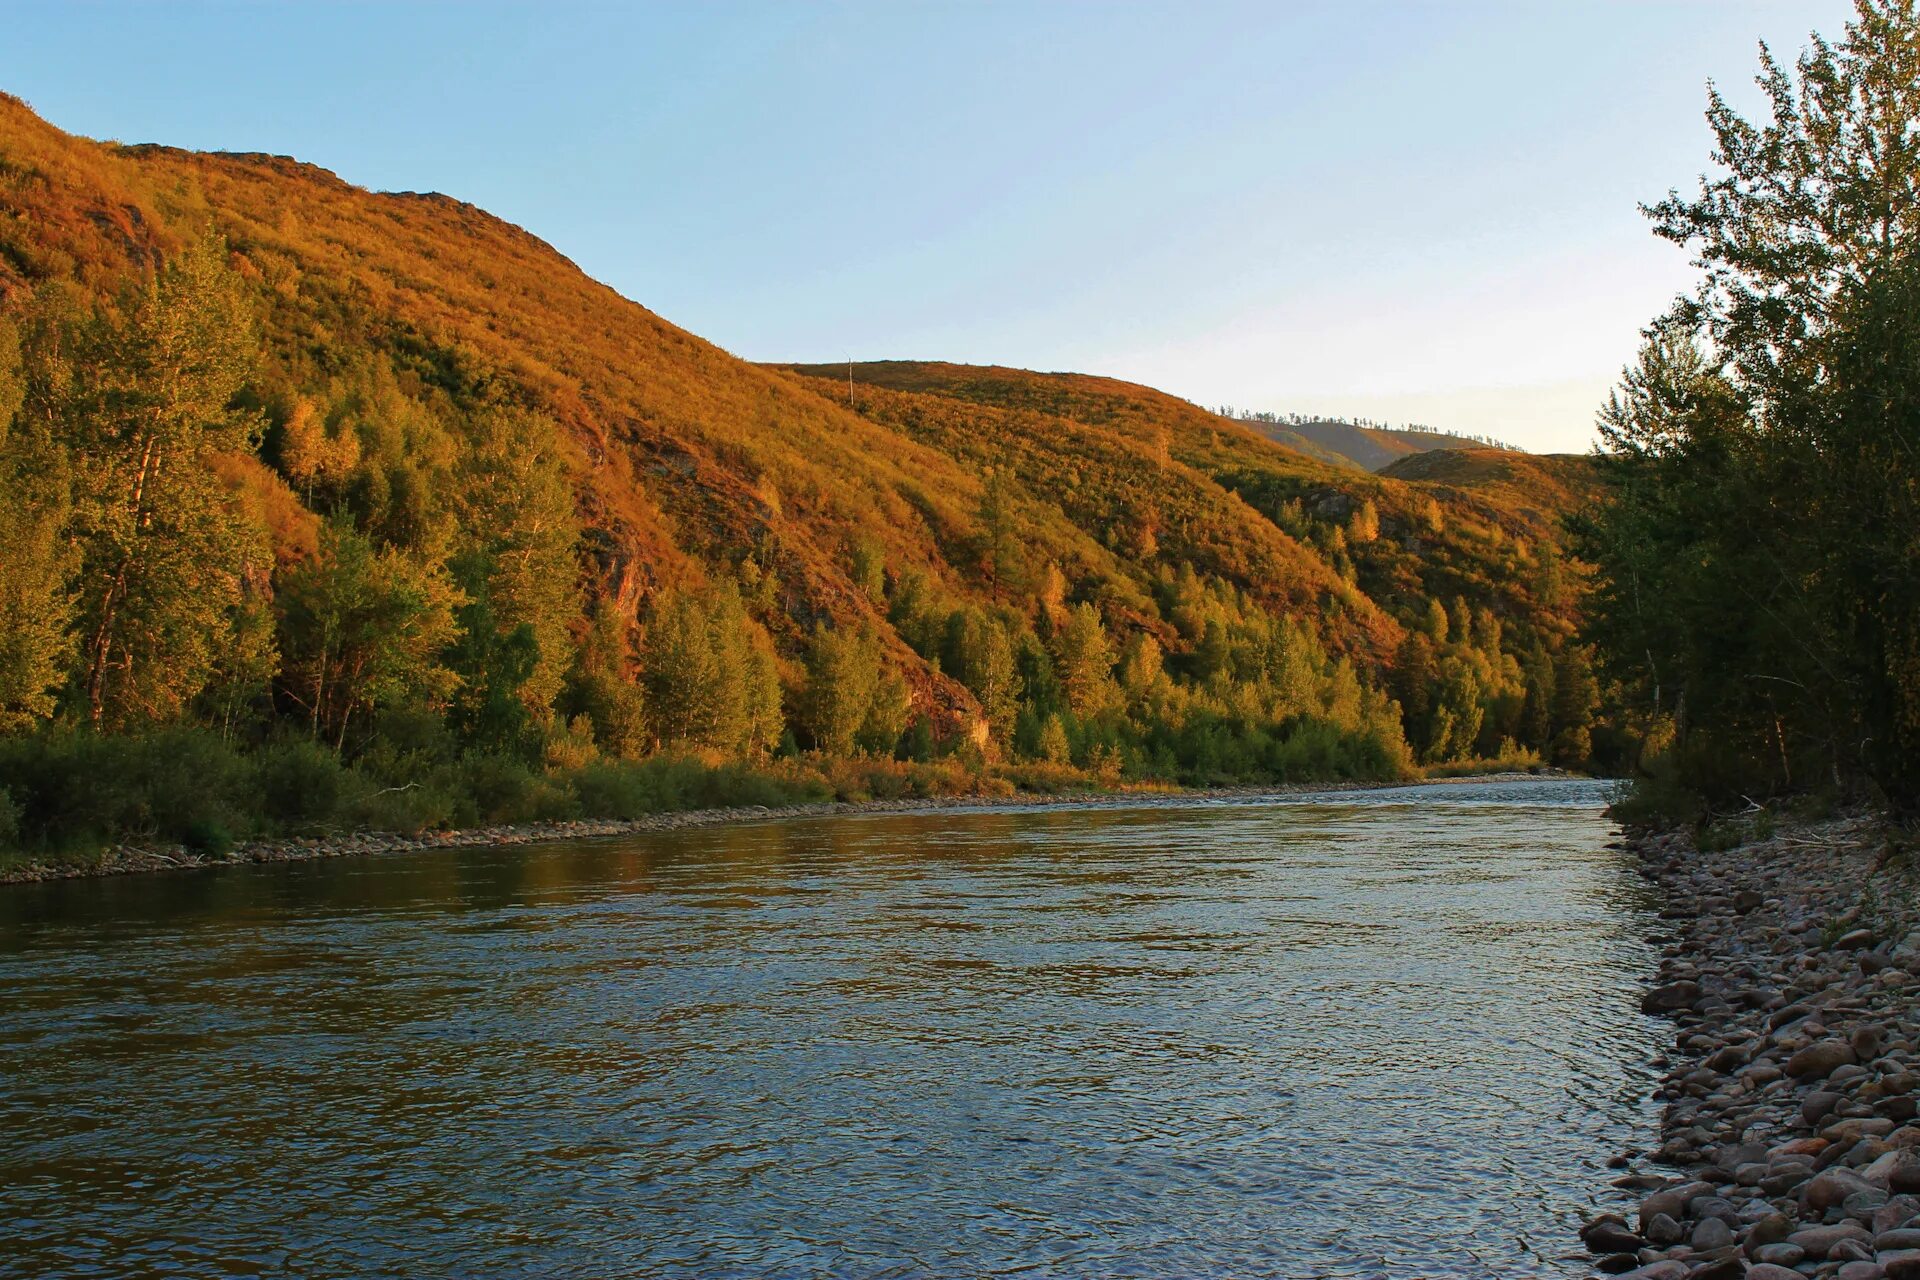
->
[783, 361, 1597, 644]
[0, 94, 1602, 761]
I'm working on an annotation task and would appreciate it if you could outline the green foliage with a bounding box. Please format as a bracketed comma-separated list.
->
[0, 787, 18, 850]
[1036, 714, 1072, 765]
[0, 315, 75, 729]
[566, 755, 824, 818]
[799, 623, 907, 756]
[251, 736, 362, 830]
[448, 406, 581, 717]
[941, 606, 1018, 739]
[443, 566, 541, 757]
[276, 522, 464, 749]
[1053, 602, 1119, 719]
[0, 727, 252, 853]
[1582, 2, 1920, 810]
[563, 600, 648, 758]
[639, 583, 782, 756]
[59, 234, 269, 727]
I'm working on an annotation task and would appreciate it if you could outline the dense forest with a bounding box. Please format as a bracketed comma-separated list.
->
[0, 92, 1610, 867]
[1579, 0, 1920, 821]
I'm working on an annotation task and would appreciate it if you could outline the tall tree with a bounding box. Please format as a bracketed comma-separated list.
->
[62, 233, 269, 727]
[942, 607, 1018, 738]
[1582, 1, 1920, 802]
[0, 316, 75, 731]
[1053, 602, 1118, 719]
[564, 600, 648, 758]
[450, 406, 581, 719]
[276, 522, 464, 750]
[639, 583, 781, 756]
[798, 623, 887, 756]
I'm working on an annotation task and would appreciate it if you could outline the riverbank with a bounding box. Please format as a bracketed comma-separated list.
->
[0, 771, 1561, 886]
[1588, 812, 1920, 1279]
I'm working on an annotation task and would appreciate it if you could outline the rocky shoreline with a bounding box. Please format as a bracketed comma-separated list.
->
[1587, 813, 1920, 1279]
[0, 773, 1551, 886]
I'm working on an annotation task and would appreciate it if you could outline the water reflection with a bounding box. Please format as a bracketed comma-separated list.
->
[0, 779, 1658, 1278]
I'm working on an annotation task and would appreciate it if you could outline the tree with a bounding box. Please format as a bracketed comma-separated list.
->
[0, 317, 75, 731]
[1581, 1, 1920, 802]
[444, 568, 541, 756]
[564, 600, 648, 758]
[1347, 499, 1379, 544]
[61, 234, 271, 727]
[858, 667, 912, 756]
[849, 538, 886, 603]
[1431, 657, 1486, 763]
[1053, 602, 1118, 718]
[942, 607, 1018, 738]
[450, 406, 581, 719]
[276, 522, 464, 749]
[1036, 713, 1072, 764]
[1545, 644, 1599, 768]
[976, 467, 1028, 591]
[277, 396, 359, 503]
[639, 583, 781, 756]
[1392, 632, 1437, 750]
[797, 623, 912, 757]
[1119, 632, 1166, 701]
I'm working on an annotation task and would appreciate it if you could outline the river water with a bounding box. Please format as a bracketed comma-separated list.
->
[0, 778, 1661, 1278]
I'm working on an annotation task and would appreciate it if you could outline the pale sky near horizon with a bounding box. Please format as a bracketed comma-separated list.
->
[3, 1, 1859, 452]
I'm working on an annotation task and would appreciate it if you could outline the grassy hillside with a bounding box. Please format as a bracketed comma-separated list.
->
[0, 96, 1617, 860]
[784, 361, 1597, 643]
[1379, 448, 1603, 528]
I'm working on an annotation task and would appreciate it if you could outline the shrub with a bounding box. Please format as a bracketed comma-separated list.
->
[1608, 749, 1709, 830]
[252, 737, 362, 831]
[564, 755, 829, 820]
[345, 776, 459, 836]
[448, 753, 578, 826]
[0, 727, 251, 852]
[181, 817, 235, 858]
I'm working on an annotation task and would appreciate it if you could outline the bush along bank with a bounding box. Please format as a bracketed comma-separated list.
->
[1584, 812, 1920, 1279]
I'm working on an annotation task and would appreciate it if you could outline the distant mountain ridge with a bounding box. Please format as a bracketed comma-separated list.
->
[1220, 410, 1521, 472]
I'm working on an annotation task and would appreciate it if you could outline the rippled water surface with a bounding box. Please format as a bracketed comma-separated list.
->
[0, 778, 1661, 1278]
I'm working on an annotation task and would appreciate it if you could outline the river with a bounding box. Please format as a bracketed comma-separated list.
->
[0, 777, 1660, 1278]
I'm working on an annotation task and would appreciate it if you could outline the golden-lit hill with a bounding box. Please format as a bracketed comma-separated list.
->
[1378, 447, 1601, 520]
[0, 94, 1599, 735]
[782, 361, 1598, 643]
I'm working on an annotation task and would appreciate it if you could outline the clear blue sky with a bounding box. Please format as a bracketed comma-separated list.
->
[3, 1, 1857, 451]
